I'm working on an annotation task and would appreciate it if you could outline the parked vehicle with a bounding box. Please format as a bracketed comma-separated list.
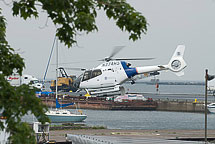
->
[50, 67, 77, 92]
[7, 74, 42, 90]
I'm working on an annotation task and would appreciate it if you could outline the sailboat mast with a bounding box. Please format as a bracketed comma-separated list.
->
[56, 39, 58, 102]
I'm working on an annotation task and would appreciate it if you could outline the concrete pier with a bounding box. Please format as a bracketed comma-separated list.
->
[50, 129, 215, 143]
[156, 100, 206, 113]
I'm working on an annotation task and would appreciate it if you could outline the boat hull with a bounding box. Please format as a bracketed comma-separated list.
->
[207, 103, 215, 113]
[47, 115, 87, 123]
[208, 107, 215, 113]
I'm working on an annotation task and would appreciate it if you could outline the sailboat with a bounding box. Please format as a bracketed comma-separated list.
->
[45, 38, 87, 123]
[45, 98, 87, 123]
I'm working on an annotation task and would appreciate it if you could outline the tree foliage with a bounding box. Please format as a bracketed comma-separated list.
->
[12, 0, 147, 47]
[0, 0, 147, 143]
[0, 10, 49, 143]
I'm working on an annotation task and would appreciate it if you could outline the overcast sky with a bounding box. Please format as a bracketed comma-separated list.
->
[1, 0, 215, 82]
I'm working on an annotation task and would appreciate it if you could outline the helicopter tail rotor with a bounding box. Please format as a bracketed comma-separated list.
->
[167, 45, 187, 75]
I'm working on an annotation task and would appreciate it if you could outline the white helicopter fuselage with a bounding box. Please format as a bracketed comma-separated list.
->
[80, 61, 167, 88]
[76, 45, 187, 94]
[80, 61, 130, 89]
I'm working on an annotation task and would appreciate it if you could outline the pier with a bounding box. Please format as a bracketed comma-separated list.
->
[50, 129, 215, 143]
[156, 100, 205, 113]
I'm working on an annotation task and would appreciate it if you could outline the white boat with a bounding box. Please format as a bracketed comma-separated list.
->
[114, 94, 147, 102]
[207, 103, 215, 113]
[45, 39, 87, 123]
[45, 98, 87, 123]
[46, 109, 87, 123]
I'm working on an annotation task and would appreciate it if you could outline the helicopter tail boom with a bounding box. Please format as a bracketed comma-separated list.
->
[135, 45, 186, 76]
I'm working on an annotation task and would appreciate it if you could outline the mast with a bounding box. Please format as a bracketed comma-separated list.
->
[42, 36, 56, 87]
[55, 38, 58, 110]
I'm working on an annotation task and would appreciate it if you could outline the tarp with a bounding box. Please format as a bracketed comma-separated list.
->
[56, 98, 74, 108]
[35, 91, 54, 97]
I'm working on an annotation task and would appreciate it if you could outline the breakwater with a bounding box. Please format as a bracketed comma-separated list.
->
[156, 100, 205, 113]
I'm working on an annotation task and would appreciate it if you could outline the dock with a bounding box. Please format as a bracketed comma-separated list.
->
[49, 129, 215, 143]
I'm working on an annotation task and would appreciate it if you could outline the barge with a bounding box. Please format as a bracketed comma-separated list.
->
[40, 94, 157, 110]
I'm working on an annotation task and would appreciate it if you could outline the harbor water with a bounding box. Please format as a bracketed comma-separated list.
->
[23, 109, 215, 130]
[25, 83, 215, 130]
[83, 83, 214, 130]
[83, 109, 215, 130]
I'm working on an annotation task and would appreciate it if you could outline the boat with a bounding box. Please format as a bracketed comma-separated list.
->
[45, 99, 87, 123]
[45, 38, 87, 123]
[207, 103, 215, 113]
[114, 94, 147, 102]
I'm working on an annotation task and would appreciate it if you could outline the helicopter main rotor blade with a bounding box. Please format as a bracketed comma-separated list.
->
[98, 46, 154, 62]
[63, 67, 86, 71]
[109, 46, 125, 59]
[51, 60, 97, 65]
[98, 46, 125, 62]
[113, 58, 155, 61]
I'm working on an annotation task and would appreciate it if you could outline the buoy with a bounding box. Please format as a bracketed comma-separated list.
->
[156, 83, 159, 89]
[193, 99, 198, 103]
[156, 83, 159, 92]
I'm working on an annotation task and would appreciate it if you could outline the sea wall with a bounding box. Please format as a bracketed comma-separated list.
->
[156, 100, 206, 113]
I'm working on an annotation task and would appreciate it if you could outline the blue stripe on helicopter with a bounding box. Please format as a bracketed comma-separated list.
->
[121, 61, 138, 78]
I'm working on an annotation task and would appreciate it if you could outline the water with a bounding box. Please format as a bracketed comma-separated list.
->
[23, 109, 215, 130]
[123, 83, 205, 94]
[83, 109, 215, 130]
[25, 83, 215, 130]
[76, 83, 213, 130]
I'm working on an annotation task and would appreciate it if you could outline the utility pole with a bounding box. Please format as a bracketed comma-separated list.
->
[204, 69, 215, 143]
[205, 69, 208, 143]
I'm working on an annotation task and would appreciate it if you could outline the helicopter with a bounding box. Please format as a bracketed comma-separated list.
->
[72, 45, 187, 95]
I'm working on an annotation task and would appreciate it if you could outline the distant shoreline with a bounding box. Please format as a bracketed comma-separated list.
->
[126, 81, 205, 85]
[40, 79, 205, 85]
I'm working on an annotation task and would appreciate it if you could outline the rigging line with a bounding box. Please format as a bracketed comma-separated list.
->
[42, 35, 57, 86]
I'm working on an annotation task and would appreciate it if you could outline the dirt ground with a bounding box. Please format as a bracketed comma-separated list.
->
[49, 129, 215, 142]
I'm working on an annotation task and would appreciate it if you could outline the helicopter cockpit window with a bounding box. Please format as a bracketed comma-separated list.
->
[73, 74, 83, 88]
[91, 69, 102, 79]
[82, 70, 92, 81]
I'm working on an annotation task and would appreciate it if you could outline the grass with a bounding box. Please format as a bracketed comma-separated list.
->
[50, 123, 106, 130]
